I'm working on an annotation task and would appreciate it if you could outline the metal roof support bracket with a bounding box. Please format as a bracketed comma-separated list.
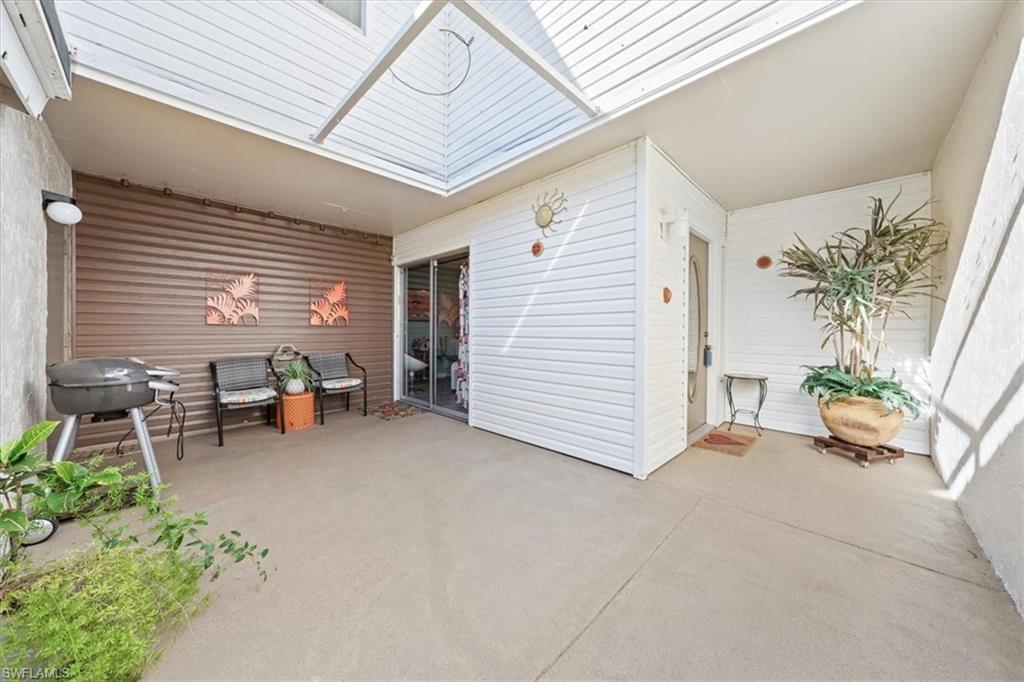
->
[450, 0, 598, 117]
[311, 0, 448, 144]
[311, 0, 598, 145]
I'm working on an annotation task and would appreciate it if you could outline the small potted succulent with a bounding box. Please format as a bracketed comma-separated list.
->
[280, 361, 312, 395]
[780, 192, 946, 446]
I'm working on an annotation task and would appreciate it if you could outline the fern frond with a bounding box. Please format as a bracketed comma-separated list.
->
[225, 273, 257, 301]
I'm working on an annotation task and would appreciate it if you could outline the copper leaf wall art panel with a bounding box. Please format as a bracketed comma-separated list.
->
[205, 271, 259, 325]
[309, 279, 350, 326]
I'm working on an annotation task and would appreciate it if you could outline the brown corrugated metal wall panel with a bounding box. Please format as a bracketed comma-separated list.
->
[71, 174, 394, 450]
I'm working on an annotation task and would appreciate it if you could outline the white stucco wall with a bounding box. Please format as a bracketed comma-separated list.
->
[0, 103, 73, 442]
[929, 2, 1023, 614]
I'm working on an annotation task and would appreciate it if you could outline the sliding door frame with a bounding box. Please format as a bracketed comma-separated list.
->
[398, 262, 430, 409]
[396, 250, 469, 421]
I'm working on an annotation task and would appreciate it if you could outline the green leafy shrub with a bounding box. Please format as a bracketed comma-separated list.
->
[1, 421, 66, 556]
[800, 365, 921, 419]
[1, 546, 201, 681]
[1, 421, 270, 680]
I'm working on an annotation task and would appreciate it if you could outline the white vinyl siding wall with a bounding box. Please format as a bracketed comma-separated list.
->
[642, 142, 727, 475]
[444, 2, 585, 181]
[57, 0, 447, 184]
[445, 0, 845, 185]
[394, 144, 639, 473]
[58, 1, 848, 189]
[725, 172, 933, 454]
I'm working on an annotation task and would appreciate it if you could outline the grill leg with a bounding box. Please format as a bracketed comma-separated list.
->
[130, 406, 163, 496]
[51, 415, 80, 462]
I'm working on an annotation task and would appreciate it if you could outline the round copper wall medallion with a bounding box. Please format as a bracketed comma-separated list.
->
[532, 240, 544, 257]
[756, 255, 773, 269]
[663, 287, 672, 303]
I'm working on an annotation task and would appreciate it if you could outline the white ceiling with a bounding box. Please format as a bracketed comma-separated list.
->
[43, 0, 1005, 235]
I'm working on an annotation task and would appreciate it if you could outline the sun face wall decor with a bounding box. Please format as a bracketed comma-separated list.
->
[531, 188, 568, 257]
[205, 271, 259, 325]
[309, 280, 350, 326]
[532, 189, 568, 238]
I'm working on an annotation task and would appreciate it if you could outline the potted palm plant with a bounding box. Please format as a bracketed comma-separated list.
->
[779, 193, 946, 446]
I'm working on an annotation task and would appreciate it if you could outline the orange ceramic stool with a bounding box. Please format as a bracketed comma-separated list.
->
[276, 392, 315, 431]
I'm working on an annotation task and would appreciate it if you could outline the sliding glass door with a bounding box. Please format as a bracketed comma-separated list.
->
[402, 252, 468, 418]
[403, 263, 431, 405]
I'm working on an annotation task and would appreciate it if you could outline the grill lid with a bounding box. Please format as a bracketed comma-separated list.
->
[47, 357, 154, 389]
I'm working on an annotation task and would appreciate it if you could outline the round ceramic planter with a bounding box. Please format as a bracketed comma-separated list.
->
[285, 378, 306, 395]
[818, 396, 903, 447]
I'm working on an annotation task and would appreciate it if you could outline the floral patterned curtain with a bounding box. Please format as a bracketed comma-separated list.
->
[454, 261, 470, 408]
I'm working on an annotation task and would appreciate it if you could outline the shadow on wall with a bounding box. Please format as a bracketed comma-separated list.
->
[937, 148, 1024, 497]
[24, 377, 47, 433]
[928, 10, 1023, 613]
[502, 199, 588, 352]
[936, 363, 1023, 496]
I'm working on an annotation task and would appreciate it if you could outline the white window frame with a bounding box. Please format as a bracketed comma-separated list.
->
[311, 0, 368, 36]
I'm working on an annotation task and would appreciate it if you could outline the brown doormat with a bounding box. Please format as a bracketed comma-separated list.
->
[693, 429, 758, 457]
[370, 401, 424, 421]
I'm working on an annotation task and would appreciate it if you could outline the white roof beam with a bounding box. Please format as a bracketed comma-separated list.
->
[311, 0, 447, 144]
[451, 0, 598, 117]
[1, 3, 47, 116]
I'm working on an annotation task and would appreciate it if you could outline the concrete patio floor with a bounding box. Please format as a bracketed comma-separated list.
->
[41, 412, 1023, 680]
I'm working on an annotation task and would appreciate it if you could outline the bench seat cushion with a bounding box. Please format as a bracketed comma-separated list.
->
[321, 377, 363, 391]
[220, 387, 278, 404]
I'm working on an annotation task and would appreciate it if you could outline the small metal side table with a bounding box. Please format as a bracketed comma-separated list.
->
[724, 373, 768, 435]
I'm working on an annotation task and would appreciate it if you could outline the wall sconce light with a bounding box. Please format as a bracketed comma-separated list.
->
[659, 208, 687, 241]
[41, 191, 82, 225]
[658, 213, 674, 241]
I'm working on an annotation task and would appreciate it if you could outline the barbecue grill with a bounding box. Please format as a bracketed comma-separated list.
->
[48, 357, 184, 493]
